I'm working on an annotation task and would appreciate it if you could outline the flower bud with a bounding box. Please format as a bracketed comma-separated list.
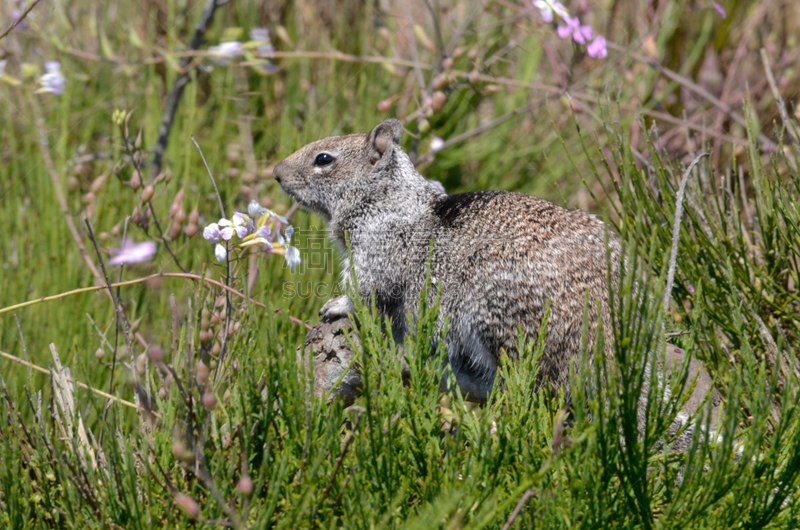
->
[442, 57, 454, 71]
[175, 494, 199, 519]
[82, 192, 95, 206]
[98, 231, 109, 241]
[111, 223, 120, 236]
[212, 342, 221, 356]
[95, 347, 105, 360]
[170, 221, 182, 240]
[130, 171, 141, 190]
[185, 223, 198, 237]
[131, 206, 142, 224]
[418, 119, 431, 134]
[189, 206, 199, 225]
[469, 69, 480, 85]
[452, 47, 466, 58]
[238, 475, 254, 495]
[432, 73, 448, 90]
[158, 387, 167, 399]
[227, 168, 240, 179]
[468, 48, 478, 61]
[141, 184, 154, 203]
[174, 208, 186, 224]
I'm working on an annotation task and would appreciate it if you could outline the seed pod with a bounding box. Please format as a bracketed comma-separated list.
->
[468, 48, 479, 61]
[111, 223, 121, 236]
[469, 69, 480, 85]
[131, 206, 142, 224]
[67, 177, 80, 194]
[377, 98, 393, 113]
[141, 184, 154, 203]
[158, 387, 167, 399]
[442, 57, 454, 71]
[170, 221, 182, 240]
[175, 208, 186, 224]
[164, 373, 173, 388]
[82, 192, 95, 206]
[185, 223, 198, 237]
[90, 175, 107, 193]
[130, 171, 141, 190]
[196, 361, 210, 385]
[189, 205, 199, 225]
[202, 391, 217, 409]
[95, 347, 104, 360]
[148, 345, 164, 362]
[452, 47, 466, 58]
[227, 168, 241, 179]
[432, 73, 448, 90]
[73, 164, 87, 177]
[136, 353, 147, 376]
[212, 342, 221, 356]
[432, 91, 447, 112]
[98, 231, 109, 241]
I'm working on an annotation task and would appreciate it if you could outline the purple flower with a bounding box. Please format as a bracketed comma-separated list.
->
[39, 61, 66, 95]
[231, 211, 253, 237]
[712, 2, 726, 19]
[11, 9, 27, 29]
[687, 284, 695, 294]
[587, 35, 607, 58]
[203, 223, 220, 243]
[533, 0, 568, 23]
[557, 16, 592, 45]
[108, 239, 156, 265]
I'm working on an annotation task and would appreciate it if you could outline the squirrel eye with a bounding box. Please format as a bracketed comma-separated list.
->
[314, 153, 334, 166]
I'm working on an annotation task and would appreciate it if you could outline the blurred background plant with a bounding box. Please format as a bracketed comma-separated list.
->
[1, 0, 800, 527]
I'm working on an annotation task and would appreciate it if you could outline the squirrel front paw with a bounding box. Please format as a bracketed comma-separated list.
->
[319, 295, 355, 321]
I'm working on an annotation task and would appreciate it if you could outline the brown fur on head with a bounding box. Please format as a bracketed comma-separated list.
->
[273, 119, 410, 224]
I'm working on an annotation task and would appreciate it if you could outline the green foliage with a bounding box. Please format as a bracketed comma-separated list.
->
[2, 0, 800, 527]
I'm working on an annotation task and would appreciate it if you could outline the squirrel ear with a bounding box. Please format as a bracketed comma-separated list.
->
[367, 119, 403, 166]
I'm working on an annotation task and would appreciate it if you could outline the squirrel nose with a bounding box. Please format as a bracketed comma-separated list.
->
[273, 161, 285, 184]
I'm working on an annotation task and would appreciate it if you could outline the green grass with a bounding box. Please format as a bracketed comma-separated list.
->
[1, 0, 800, 527]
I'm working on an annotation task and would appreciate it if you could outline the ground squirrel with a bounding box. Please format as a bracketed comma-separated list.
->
[274, 119, 620, 401]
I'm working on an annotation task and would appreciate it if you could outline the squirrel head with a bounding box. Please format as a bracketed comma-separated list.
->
[274, 119, 430, 224]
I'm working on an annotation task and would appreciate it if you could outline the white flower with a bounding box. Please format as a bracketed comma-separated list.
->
[533, 0, 568, 23]
[430, 137, 445, 152]
[285, 246, 301, 273]
[214, 243, 227, 262]
[247, 200, 268, 219]
[231, 211, 253, 238]
[208, 41, 244, 66]
[39, 61, 66, 95]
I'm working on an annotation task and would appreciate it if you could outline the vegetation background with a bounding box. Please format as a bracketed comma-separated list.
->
[1, 0, 800, 527]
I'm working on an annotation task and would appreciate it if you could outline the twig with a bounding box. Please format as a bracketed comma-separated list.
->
[760, 48, 800, 147]
[122, 133, 189, 273]
[14, 315, 32, 384]
[0, 272, 314, 330]
[0, 350, 150, 414]
[191, 136, 232, 382]
[0, 0, 42, 41]
[501, 488, 536, 530]
[663, 153, 709, 316]
[191, 135, 226, 219]
[150, 0, 224, 181]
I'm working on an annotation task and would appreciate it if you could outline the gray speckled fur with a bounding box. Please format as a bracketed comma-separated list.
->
[274, 119, 620, 401]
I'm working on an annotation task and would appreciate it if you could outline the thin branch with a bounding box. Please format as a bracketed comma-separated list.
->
[191, 135, 226, 219]
[122, 133, 189, 273]
[0, 272, 314, 330]
[0, 0, 42, 41]
[0, 350, 149, 414]
[760, 48, 800, 147]
[14, 315, 32, 384]
[501, 488, 536, 530]
[151, 0, 224, 181]
[663, 153, 709, 316]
